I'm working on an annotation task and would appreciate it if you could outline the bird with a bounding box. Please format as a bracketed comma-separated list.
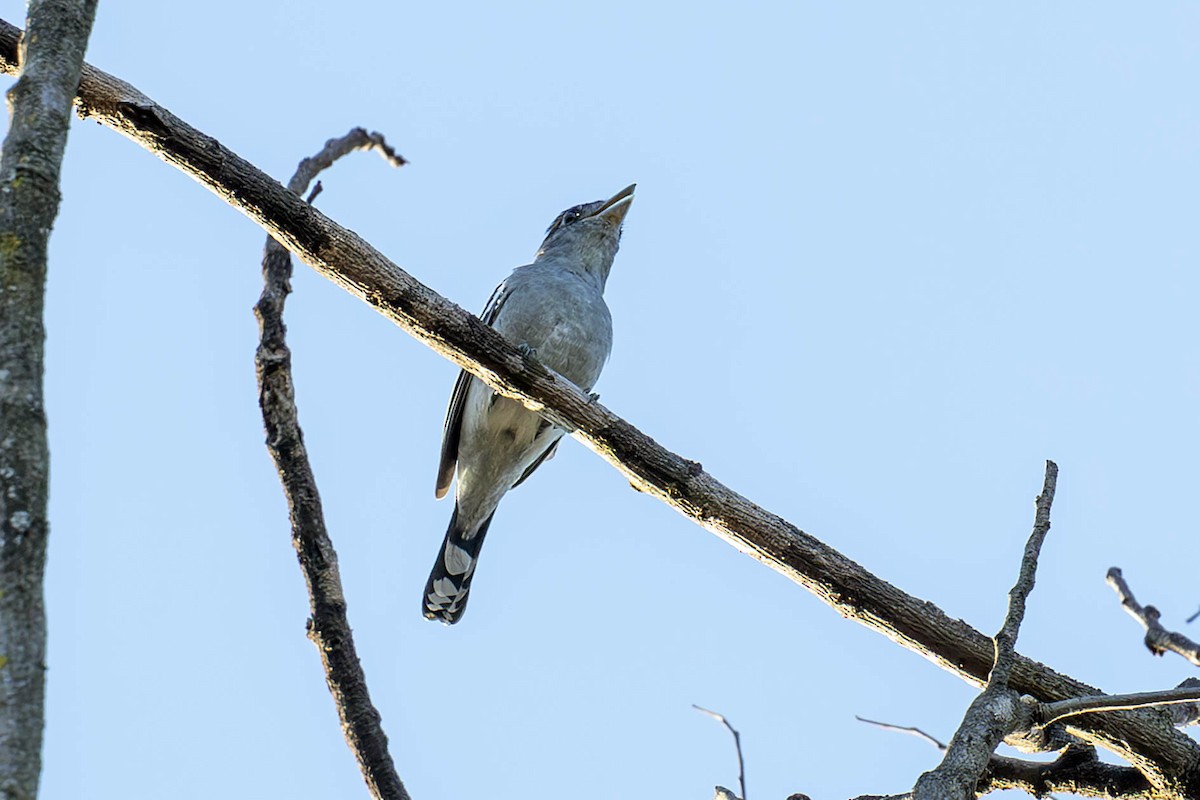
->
[423, 184, 635, 624]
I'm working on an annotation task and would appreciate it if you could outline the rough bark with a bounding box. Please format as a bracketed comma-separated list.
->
[979, 746, 1154, 799]
[0, 3, 97, 799]
[1041, 686, 1200, 729]
[1108, 568, 1200, 667]
[0, 17, 1198, 796]
[255, 130, 408, 800]
[856, 721, 1156, 799]
[912, 462, 1056, 800]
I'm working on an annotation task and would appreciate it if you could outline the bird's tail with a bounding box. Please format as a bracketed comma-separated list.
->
[422, 504, 496, 624]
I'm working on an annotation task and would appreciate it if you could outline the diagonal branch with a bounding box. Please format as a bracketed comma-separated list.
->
[1107, 568, 1200, 667]
[0, 2, 98, 798]
[255, 130, 409, 800]
[857, 716, 947, 750]
[2, 18, 1197, 793]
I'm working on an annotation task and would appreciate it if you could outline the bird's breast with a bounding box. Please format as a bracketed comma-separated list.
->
[495, 280, 612, 390]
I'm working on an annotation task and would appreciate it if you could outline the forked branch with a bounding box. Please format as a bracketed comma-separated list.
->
[254, 130, 409, 800]
[1107, 568, 1200, 667]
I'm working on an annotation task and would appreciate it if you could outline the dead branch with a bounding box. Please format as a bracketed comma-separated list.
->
[1040, 683, 1200, 728]
[254, 130, 409, 800]
[860, 716, 1154, 798]
[857, 716, 947, 750]
[979, 745, 1154, 799]
[1107, 568, 1200, 667]
[0, 2, 97, 797]
[694, 705, 747, 800]
[911, 461, 1057, 800]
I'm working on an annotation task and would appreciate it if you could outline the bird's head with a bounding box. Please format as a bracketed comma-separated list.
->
[535, 184, 635, 285]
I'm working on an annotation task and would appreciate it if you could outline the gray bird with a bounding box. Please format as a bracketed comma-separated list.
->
[424, 184, 635, 624]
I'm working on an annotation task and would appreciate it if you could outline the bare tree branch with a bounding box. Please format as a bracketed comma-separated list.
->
[859, 717, 1155, 798]
[912, 461, 1057, 800]
[255, 130, 409, 800]
[856, 716, 947, 750]
[0, 2, 97, 797]
[1, 19, 1198, 794]
[1107, 568, 1200, 667]
[806, 725, 1119, 800]
[1040, 685, 1200, 728]
[1163, 679, 1200, 728]
[694, 705, 747, 800]
[979, 745, 1154, 799]
[993, 460, 1058, 685]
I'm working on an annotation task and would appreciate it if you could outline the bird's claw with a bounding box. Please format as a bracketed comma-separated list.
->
[588, 392, 601, 404]
[517, 343, 538, 360]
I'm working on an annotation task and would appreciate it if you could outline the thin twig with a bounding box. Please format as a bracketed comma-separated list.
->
[694, 705, 747, 800]
[1107, 568, 1200, 667]
[856, 716, 947, 750]
[1187, 606, 1200, 625]
[254, 129, 409, 800]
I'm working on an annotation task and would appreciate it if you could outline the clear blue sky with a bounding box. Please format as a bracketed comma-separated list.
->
[6, 2, 1198, 798]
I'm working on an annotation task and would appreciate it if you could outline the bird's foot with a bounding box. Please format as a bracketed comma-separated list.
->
[517, 343, 538, 360]
[587, 392, 601, 404]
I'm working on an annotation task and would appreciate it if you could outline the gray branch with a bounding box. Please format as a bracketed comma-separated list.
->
[856, 716, 947, 750]
[0, 2, 97, 798]
[861, 716, 1153, 798]
[1107, 568, 1200, 667]
[1040, 683, 1200, 729]
[1164, 679, 1200, 728]
[255, 131, 409, 799]
[694, 705, 747, 800]
[911, 461, 1057, 800]
[979, 745, 1153, 799]
[2, 18, 1199, 796]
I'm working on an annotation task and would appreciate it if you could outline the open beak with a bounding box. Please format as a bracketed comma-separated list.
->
[590, 183, 636, 226]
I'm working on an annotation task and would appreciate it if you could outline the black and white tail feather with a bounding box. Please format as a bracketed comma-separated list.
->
[422, 505, 496, 624]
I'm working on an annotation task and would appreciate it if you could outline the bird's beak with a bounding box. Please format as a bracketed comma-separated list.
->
[590, 183, 636, 226]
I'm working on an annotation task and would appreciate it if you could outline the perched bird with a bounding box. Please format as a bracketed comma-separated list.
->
[424, 184, 635, 624]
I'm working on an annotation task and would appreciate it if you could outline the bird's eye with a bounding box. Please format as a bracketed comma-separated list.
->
[545, 207, 587, 236]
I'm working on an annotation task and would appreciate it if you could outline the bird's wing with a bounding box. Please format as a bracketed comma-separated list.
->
[435, 280, 510, 499]
[511, 435, 560, 490]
